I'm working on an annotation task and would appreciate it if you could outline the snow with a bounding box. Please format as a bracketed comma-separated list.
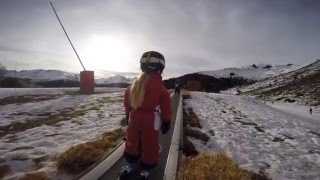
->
[103, 74, 133, 84]
[220, 88, 239, 95]
[4, 69, 79, 82]
[240, 60, 320, 93]
[0, 88, 125, 180]
[0, 87, 125, 100]
[185, 92, 320, 180]
[198, 64, 300, 80]
[268, 102, 320, 124]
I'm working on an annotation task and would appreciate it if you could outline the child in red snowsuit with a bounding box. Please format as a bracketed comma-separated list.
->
[120, 51, 172, 179]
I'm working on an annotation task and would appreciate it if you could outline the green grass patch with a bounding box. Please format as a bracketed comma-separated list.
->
[56, 128, 125, 174]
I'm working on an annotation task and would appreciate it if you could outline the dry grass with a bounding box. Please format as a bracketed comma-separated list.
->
[0, 164, 11, 179]
[0, 94, 63, 106]
[177, 153, 251, 180]
[183, 139, 199, 156]
[183, 111, 202, 128]
[20, 171, 48, 180]
[56, 128, 125, 174]
[185, 126, 209, 143]
[181, 89, 191, 99]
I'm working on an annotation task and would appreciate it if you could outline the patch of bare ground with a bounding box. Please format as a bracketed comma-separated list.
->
[20, 171, 48, 180]
[56, 128, 125, 174]
[185, 126, 209, 144]
[0, 108, 85, 137]
[181, 89, 191, 99]
[0, 164, 12, 179]
[0, 94, 63, 106]
[183, 139, 199, 157]
[182, 92, 202, 156]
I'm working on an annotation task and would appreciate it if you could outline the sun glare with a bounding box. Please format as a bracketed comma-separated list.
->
[82, 35, 134, 72]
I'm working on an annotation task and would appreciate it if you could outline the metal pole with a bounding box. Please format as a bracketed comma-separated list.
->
[50, 1, 86, 71]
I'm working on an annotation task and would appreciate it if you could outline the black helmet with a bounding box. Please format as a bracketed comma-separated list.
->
[140, 51, 165, 73]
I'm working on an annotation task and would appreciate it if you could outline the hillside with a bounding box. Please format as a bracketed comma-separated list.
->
[199, 63, 300, 81]
[184, 91, 320, 179]
[239, 59, 320, 106]
[0, 77, 36, 88]
[164, 73, 255, 93]
[96, 74, 133, 84]
[1, 69, 134, 87]
[4, 69, 79, 82]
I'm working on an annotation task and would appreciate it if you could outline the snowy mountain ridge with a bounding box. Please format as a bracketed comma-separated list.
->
[199, 63, 300, 80]
[3, 69, 79, 82]
[1, 69, 134, 84]
[239, 59, 320, 106]
[96, 74, 134, 84]
[1, 62, 302, 85]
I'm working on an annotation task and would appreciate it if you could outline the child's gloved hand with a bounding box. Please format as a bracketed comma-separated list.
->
[125, 114, 129, 125]
[161, 120, 170, 134]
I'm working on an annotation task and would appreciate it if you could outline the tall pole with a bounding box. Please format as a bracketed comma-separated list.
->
[50, 1, 86, 71]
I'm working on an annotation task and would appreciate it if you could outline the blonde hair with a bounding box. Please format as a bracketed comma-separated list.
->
[129, 72, 149, 109]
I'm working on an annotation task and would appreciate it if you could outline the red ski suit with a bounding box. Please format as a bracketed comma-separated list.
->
[123, 72, 172, 168]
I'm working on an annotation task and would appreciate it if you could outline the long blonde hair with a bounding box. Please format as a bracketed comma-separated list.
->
[129, 72, 149, 109]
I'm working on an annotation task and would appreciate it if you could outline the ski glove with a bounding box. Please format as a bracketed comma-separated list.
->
[125, 114, 129, 125]
[161, 120, 170, 134]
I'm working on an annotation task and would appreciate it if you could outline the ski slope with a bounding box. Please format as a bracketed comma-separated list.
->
[184, 92, 320, 180]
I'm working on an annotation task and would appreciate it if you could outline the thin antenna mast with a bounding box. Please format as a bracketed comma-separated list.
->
[50, 1, 86, 71]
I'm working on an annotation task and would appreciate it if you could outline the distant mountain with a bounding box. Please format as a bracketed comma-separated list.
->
[1, 69, 136, 85]
[199, 63, 300, 81]
[94, 69, 139, 79]
[3, 69, 79, 82]
[96, 75, 134, 85]
[239, 59, 320, 106]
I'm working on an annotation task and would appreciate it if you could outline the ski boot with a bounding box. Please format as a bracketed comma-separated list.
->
[118, 166, 133, 180]
[139, 170, 150, 180]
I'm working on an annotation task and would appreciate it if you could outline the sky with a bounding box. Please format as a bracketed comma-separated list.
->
[0, 0, 319, 78]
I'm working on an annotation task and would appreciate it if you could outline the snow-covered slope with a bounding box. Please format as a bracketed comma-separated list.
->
[0, 88, 124, 180]
[104, 74, 133, 84]
[199, 64, 300, 80]
[95, 75, 134, 84]
[185, 92, 320, 179]
[239, 59, 320, 106]
[3, 69, 79, 82]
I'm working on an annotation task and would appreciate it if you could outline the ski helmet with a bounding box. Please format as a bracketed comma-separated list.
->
[140, 51, 165, 73]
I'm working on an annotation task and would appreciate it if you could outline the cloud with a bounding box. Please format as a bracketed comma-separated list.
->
[0, 0, 319, 77]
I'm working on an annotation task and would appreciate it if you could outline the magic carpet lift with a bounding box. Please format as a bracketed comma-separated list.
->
[50, 2, 94, 94]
